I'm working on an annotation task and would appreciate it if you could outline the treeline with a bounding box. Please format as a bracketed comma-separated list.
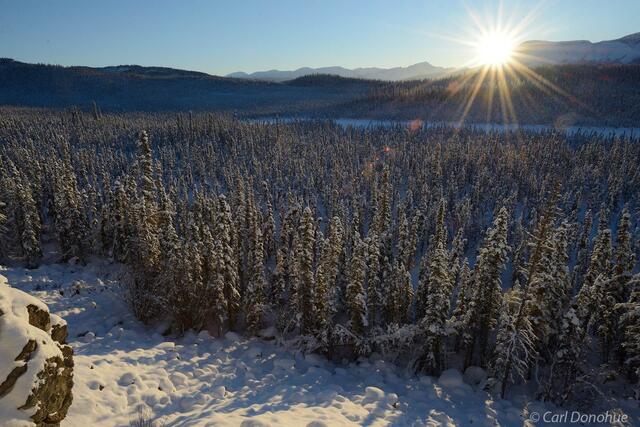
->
[0, 108, 638, 404]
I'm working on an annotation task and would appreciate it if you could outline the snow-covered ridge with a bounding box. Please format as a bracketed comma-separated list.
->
[516, 32, 640, 65]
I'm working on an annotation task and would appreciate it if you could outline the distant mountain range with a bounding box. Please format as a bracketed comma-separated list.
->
[228, 32, 640, 81]
[515, 32, 640, 66]
[227, 62, 458, 82]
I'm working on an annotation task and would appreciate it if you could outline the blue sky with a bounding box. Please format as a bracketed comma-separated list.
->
[1, 0, 639, 75]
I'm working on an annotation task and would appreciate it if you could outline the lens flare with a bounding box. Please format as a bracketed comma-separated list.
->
[426, 1, 581, 127]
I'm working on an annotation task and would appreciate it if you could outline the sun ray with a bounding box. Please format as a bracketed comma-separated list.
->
[456, 65, 490, 126]
[437, 0, 600, 128]
[497, 63, 519, 125]
[485, 68, 496, 122]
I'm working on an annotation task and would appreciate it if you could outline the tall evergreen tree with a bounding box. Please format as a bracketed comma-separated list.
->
[416, 238, 452, 375]
[462, 207, 510, 367]
[136, 130, 156, 205]
[451, 258, 472, 342]
[295, 206, 316, 335]
[17, 181, 42, 267]
[525, 222, 571, 357]
[572, 209, 593, 291]
[388, 261, 413, 325]
[487, 283, 537, 398]
[577, 220, 613, 330]
[617, 276, 640, 380]
[539, 307, 586, 405]
[215, 195, 241, 330]
[346, 232, 368, 338]
[365, 233, 382, 328]
[245, 211, 266, 335]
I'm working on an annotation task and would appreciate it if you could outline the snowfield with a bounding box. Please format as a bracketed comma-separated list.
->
[1, 261, 636, 427]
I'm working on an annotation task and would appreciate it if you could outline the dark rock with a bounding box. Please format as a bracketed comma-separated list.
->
[51, 323, 68, 344]
[27, 304, 50, 331]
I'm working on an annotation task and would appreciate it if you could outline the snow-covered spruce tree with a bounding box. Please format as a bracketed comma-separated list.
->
[588, 212, 636, 365]
[617, 275, 640, 380]
[109, 179, 131, 262]
[538, 306, 586, 404]
[156, 178, 175, 231]
[490, 191, 559, 391]
[586, 273, 624, 363]
[245, 209, 266, 336]
[415, 252, 430, 322]
[166, 218, 207, 333]
[415, 199, 448, 321]
[98, 176, 114, 256]
[613, 206, 637, 364]
[448, 226, 467, 289]
[238, 184, 257, 293]
[17, 179, 42, 267]
[371, 167, 392, 237]
[572, 209, 593, 291]
[408, 209, 424, 268]
[386, 262, 405, 326]
[314, 235, 333, 347]
[396, 210, 412, 268]
[378, 230, 395, 322]
[199, 221, 225, 334]
[345, 232, 368, 343]
[214, 195, 241, 330]
[51, 160, 90, 262]
[324, 216, 345, 328]
[156, 210, 180, 313]
[209, 240, 229, 337]
[2, 164, 25, 258]
[294, 206, 316, 336]
[387, 261, 413, 325]
[511, 214, 528, 286]
[415, 238, 452, 376]
[365, 232, 382, 328]
[126, 131, 165, 322]
[261, 181, 276, 260]
[434, 198, 448, 251]
[615, 206, 636, 297]
[576, 214, 613, 332]
[136, 130, 156, 205]
[487, 283, 537, 398]
[524, 221, 571, 360]
[272, 198, 300, 333]
[0, 160, 12, 259]
[128, 197, 162, 321]
[552, 223, 572, 318]
[450, 258, 472, 346]
[462, 207, 510, 367]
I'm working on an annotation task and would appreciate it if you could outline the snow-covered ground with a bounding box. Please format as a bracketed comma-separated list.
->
[2, 261, 637, 426]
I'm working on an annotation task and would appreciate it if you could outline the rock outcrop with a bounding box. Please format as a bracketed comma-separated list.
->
[0, 275, 74, 427]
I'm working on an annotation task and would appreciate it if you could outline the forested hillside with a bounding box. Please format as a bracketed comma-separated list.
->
[0, 59, 380, 113]
[323, 64, 640, 126]
[0, 108, 638, 408]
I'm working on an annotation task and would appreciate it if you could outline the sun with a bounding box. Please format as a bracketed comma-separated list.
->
[476, 31, 516, 66]
[438, 3, 575, 126]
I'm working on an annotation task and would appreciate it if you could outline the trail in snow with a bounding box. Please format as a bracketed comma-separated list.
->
[3, 261, 628, 427]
